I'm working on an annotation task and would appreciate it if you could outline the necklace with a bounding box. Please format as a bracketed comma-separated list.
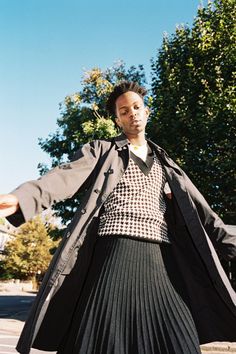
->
[130, 141, 147, 150]
[130, 142, 149, 160]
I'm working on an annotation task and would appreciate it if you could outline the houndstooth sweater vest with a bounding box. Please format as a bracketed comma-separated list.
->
[98, 151, 170, 244]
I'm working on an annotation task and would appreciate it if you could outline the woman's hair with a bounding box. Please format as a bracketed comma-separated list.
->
[106, 81, 147, 116]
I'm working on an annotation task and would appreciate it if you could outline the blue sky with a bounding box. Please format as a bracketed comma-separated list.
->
[0, 0, 201, 193]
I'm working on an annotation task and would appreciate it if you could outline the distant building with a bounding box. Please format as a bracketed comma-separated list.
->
[0, 223, 15, 253]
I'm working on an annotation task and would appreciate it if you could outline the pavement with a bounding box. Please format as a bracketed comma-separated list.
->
[0, 284, 56, 354]
[0, 283, 236, 353]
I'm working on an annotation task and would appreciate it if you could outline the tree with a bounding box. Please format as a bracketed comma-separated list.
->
[2, 216, 59, 283]
[148, 0, 236, 223]
[38, 61, 146, 224]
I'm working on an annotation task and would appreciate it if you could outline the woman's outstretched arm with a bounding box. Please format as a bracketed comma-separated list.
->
[0, 194, 19, 217]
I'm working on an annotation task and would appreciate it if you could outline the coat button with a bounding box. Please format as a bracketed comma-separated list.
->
[81, 208, 86, 214]
[94, 189, 101, 194]
[104, 169, 114, 176]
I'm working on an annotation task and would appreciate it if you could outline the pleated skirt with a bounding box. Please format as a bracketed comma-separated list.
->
[58, 236, 201, 354]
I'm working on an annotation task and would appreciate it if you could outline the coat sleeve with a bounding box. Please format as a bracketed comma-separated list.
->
[7, 141, 100, 227]
[181, 169, 236, 261]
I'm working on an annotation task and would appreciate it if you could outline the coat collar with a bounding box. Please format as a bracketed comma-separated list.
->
[114, 133, 182, 174]
[114, 133, 165, 155]
[114, 133, 129, 148]
[146, 139, 183, 175]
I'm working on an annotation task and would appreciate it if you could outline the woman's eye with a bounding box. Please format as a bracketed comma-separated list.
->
[134, 106, 140, 110]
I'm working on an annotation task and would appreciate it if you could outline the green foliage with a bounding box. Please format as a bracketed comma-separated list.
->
[2, 216, 59, 280]
[0, 218, 5, 225]
[148, 0, 236, 222]
[39, 61, 146, 224]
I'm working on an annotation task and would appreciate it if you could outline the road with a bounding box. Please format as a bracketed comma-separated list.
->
[0, 294, 35, 322]
[0, 292, 56, 354]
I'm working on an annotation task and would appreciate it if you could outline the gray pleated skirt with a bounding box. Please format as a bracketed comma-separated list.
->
[58, 236, 201, 354]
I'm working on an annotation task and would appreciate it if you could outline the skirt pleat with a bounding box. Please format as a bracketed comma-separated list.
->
[58, 236, 201, 354]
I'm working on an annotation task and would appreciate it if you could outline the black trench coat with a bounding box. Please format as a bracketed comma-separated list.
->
[7, 134, 236, 354]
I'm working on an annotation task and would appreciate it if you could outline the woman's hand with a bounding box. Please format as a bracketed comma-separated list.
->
[0, 194, 19, 217]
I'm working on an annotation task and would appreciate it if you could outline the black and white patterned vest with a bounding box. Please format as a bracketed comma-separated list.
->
[98, 151, 170, 244]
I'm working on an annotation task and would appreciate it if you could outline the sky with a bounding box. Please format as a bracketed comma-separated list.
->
[0, 0, 202, 193]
